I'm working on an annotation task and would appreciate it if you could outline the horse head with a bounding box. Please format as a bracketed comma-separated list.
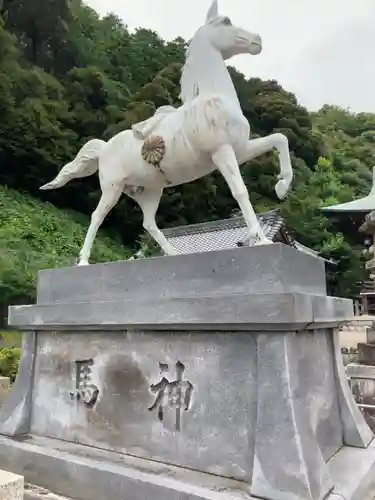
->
[201, 0, 262, 60]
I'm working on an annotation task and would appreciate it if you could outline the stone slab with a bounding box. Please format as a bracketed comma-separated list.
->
[251, 331, 337, 499]
[0, 434, 257, 500]
[30, 330, 257, 480]
[0, 434, 373, 500]
[332, 331, 374, 448]
[328, 437, 375, 500]
[346, 363, 375, 379]
[312, 294, 354, 324]
[8, 293, 353, 332]
[346, 362, 375, 432]
[0, 332, 36, 436]
[0, 469, 23, 500]
[36, 244, 327, 305]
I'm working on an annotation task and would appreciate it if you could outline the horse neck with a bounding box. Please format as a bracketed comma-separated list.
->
[180, 32, 241, 109]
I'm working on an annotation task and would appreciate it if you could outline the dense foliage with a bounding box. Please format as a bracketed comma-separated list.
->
[0, 346, 20, 382]
[0, 185, 129, 321]
[0, 0, 374, 304]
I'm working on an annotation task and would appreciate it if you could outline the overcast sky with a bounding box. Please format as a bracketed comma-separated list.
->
[86, 0, 375, 112]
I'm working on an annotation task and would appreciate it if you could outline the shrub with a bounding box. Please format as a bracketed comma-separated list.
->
[0, 347, 21, 382]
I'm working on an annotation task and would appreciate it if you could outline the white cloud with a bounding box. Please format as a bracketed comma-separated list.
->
[85, 0, 375, 112]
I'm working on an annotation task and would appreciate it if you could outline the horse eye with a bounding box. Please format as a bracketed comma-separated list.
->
[222, 17, 232, 26]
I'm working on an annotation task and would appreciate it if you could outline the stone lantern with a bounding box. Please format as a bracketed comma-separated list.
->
[322, 166, 375, 314]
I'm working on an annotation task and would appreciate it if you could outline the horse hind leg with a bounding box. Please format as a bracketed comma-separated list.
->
[78, 182, 125, 266]
[131, 187, 178, 256]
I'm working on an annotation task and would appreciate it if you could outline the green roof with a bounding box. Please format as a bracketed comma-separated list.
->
[322, 166, 375, 213]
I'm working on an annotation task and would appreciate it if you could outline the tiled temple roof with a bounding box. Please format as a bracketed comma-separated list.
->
[161, 209, 332, 262]
[162, 209, 281, 253]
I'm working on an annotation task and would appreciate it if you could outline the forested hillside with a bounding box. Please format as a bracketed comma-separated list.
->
[0, 0, 374, 305]
[0, 185, 127, 325]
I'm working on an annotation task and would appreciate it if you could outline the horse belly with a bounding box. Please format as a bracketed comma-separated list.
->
[137, 118, 215, 186]
[161, 137, 215, 186]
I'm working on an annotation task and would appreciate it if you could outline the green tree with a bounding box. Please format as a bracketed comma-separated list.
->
[2, 0, 72, 67]
[282, 157, 367, 297]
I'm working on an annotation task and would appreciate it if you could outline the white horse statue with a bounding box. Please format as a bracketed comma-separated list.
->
[40, 0, 293, 265]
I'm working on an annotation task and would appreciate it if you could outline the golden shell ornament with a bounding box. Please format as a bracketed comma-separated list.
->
[141, 135, 166, 165]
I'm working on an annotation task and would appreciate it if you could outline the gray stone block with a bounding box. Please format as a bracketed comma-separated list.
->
[332, 330, 373, 448]
[0, 434, 258, 500]
[251, 332, 335, 500]
[0, 434, 373, 500]
[312, 294, 354, 324]
[8, 293, 353, 332]
[346, 363, 375, 379]
[346, 362, 375, 433]
[36, 244, 327, 305]
[328, 438, 375, 500]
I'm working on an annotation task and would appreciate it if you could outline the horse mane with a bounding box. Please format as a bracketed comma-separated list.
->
[180, 29, 225, 103]
[180, 32, 204, 103]
[179, 26, 239, 106]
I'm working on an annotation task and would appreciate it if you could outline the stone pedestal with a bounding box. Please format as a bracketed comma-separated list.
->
[346, 363, 375, 432]
[1, 244, 375, 500]
[345, 211, 375, 432]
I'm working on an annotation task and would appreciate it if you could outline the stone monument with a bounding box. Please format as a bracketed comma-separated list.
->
[1, 3, 375, 500]
[323, 166, 375, 431]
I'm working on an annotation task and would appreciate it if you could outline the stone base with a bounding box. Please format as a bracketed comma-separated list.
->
[0, 434, 373, 500]
[346, 363, 375, 432]
[3, 245, 374, 500]
[0, 468, 23, 500]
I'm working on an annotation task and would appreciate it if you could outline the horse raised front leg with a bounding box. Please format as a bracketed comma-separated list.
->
[133, 188, 178, 256]
[78, 183, 124, 266]
[239, 133, 293, 199]
[212, 144, 272, 245]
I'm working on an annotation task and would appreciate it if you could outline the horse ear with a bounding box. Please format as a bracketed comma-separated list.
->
[205, 0, 218, 23]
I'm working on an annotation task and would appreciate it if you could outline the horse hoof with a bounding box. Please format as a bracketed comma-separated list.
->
[275, 179, 290, 200]
[165, 248, 178, 256]
[255, 238, 273, 246]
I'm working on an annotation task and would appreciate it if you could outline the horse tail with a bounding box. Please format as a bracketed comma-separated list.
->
[40, 139, 106, 191]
